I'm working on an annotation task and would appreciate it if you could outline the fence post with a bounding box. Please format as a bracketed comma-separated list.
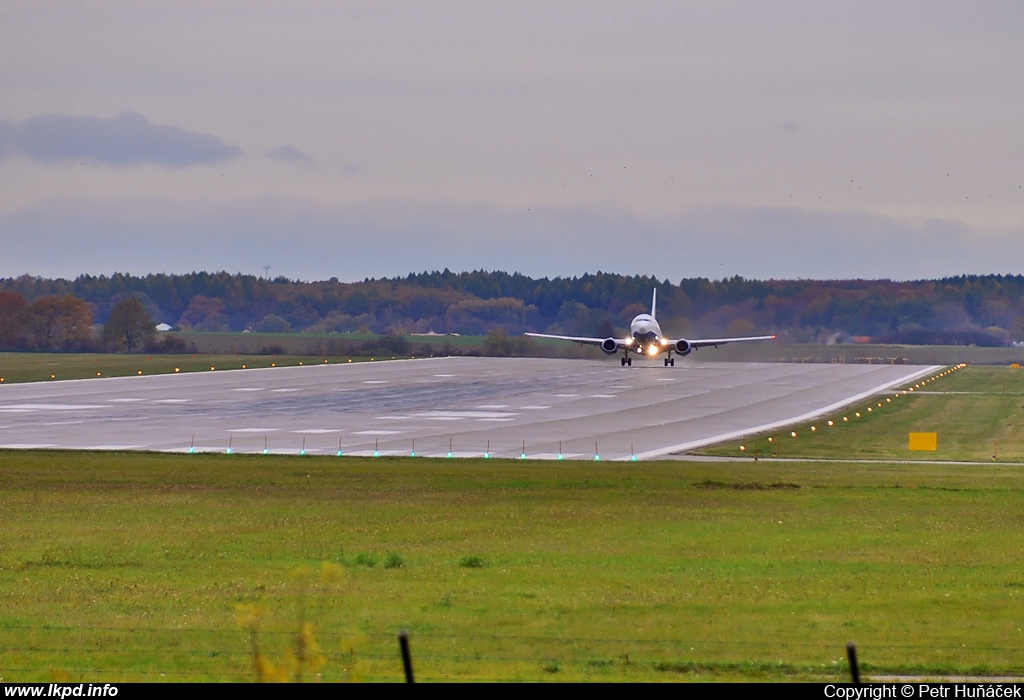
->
[399, 630, 415, 683]
[846, 642, 860, 685]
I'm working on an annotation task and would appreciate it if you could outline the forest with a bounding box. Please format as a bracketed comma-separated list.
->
[0, 270, 1021, 351]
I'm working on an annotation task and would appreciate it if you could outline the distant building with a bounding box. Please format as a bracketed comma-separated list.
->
[155, 323, 172, 332]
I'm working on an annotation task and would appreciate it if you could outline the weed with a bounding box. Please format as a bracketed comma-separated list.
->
[354, 553, 378, 568]
[458, 554, 487, 569]
[383, 552, 405, 569]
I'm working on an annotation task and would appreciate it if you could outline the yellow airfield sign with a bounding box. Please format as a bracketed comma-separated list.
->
[909, 432, 937, 451]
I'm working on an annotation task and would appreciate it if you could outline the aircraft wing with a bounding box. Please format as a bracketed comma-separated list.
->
[684, 334, 776, 349]
[524, 332, 609, 347]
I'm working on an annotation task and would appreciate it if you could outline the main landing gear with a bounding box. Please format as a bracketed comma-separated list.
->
[664, 356, 675, 367]
[620, 355, 632, 366]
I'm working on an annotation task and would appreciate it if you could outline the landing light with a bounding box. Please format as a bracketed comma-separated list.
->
[827, 420, 834, 426]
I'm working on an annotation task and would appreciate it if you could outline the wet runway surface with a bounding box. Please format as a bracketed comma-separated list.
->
[0, 357, 941, 460]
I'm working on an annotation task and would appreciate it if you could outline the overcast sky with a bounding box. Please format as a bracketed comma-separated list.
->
[1, 1, 1022, 282]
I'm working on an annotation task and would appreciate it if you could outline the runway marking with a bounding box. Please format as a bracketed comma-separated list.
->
[414, 411, 518, 419]
[0, 443, 56, 449]
[589, 394, 617, 398]
[152, 399, 190, 404]
[519, 405, 551, 410]
[478, 418, 516, 422]
[229, 428, 280, 433]
[553, 393, 578, 398]
[363, 380, 387, 384]
[291, 429, 341, 434]
[354, 429, 402, 435]
[72, 445, 142, 451]
[433, 374, 456, 377]
[610, 385, 632, 389]
[656, 378, 675, 382]
[425, 417, 462, 421]
[270, 388, 303, 393]
[40, 420, 86, 426]
[232, 388, 266, 392]
[108, 398, 145, 402]
[477, 404, 510, 409]
[0, 404, 105, 411]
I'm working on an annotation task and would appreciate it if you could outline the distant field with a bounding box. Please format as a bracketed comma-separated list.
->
[1, 452, 1023, 682]
[0, 353, 383, 384]
[697, 365, 1024, 462]
[165, 331, 1024, 364]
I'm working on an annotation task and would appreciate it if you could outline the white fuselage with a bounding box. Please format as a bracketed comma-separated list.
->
[629, 314, 665, 356]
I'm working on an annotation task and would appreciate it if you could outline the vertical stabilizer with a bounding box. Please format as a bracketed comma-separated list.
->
[651, 287, 657, 320]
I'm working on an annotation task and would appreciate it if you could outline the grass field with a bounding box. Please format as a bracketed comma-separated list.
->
[1, 451, 1023, 682]
[0, 353, 383, 385]
[697, 365, 1024, 462]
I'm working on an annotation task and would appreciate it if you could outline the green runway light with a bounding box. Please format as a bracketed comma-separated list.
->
[631, 455, 637, 462]
[373, 450, 380, 457]
[263, 449, 269, 455]
[226, 448, 232, 454]
[447, 451, 453, 458]
[300, 450, 306, 456]
[410, 451, 416, 457]
[484, 452, 490, 459]
[594, 454, 601, 461]
[188, 447, 195, 454]
[520, 453, 527, 459]
[557, 454, 563, 460]
[336, 450, 343, 457]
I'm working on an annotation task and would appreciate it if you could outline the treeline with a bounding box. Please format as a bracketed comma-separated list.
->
[2, 270, 1024, 347]
[0, 293, 187, 353]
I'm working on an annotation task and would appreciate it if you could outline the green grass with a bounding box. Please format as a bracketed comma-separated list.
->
[698, 365, 1024, 462]
[0, 352, 401, 385]
[1, 451, 1023, 682]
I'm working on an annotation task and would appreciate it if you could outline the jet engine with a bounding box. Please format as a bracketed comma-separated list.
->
[674, 339, 692, 356]
[601, 338, 619, 355]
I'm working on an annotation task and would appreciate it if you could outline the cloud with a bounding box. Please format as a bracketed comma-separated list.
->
[0, 196, 1019, 283]
[0, 112, 241, 167]
[268, 145, 314, 163]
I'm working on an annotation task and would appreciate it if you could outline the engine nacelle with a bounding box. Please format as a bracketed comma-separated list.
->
[674, 339, 692, 356]
[601, 338, 619, 355]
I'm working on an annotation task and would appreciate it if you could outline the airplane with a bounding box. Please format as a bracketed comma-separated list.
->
[525, 288, 775, 366]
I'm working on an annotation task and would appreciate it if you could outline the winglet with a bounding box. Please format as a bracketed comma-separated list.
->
[651, 287, 657, 320]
